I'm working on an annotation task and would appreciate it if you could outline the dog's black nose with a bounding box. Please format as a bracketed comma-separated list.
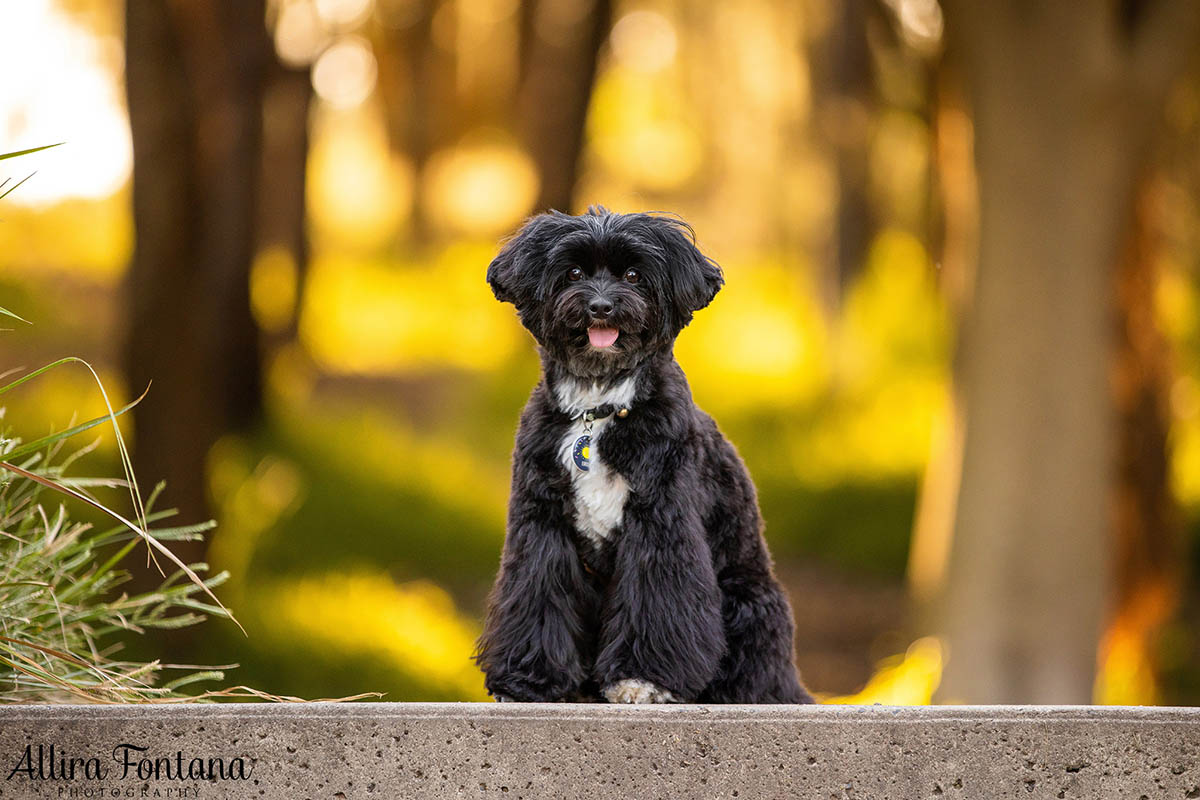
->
[588, 297, 614, 318]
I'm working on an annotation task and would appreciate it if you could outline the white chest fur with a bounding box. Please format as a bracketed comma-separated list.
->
[555, 377, 636, 549]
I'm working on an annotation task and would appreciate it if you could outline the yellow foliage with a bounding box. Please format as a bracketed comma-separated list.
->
[824, 636, 944, 705]
[256, 570, 487, 699]
[0, 194, 131, 281]
[838, 229, 951, 390]
[1094, 622, 1161, 706]
[588, 66, 704, 192]
[423, 138, 539, 235]
[307, 102, 412, 250]
[789, 229, 952, 482]
[250, 245, 300, 332]
[798, 377, 949, 483]
[298, 244, 525, 373]
[1155, 259, 1194, 344]
[268, 398, 510, 527]
[207, 438, 307, 603]
[1171, 418, 1200, 507]
[869, 111, 932, 230]
[265, 343, 319, 406]
[677, 257, 829, 412]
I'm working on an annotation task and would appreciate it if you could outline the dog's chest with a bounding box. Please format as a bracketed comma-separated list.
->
[555, 378, 635, 549]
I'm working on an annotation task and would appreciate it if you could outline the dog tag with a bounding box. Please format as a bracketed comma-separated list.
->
[572, 435, 591, 471]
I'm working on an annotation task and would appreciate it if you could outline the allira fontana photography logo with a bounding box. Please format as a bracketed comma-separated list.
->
[7, 743, 255, 783]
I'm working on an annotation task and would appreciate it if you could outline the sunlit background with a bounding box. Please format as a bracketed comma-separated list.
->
[3, 0, 1200, 706]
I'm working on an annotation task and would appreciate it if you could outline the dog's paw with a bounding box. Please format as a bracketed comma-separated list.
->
[602, 678, 676, 704]
[492, 694, 515, 703]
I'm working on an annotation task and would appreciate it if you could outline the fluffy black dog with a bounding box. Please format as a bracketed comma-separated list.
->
[475, 207, 813, 704]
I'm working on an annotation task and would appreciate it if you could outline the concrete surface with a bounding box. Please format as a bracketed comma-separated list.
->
[1, 703, 1198, 799]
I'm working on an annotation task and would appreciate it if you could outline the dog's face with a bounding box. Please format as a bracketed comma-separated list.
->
[487, 208, 724, 378]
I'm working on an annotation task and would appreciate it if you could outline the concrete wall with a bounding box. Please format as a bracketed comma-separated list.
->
[1, 703, 1198, 799]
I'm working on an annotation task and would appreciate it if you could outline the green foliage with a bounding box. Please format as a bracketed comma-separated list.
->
[0, 358, 241, 702]
[1, 145, 243, 702]
[758, 478, 918, 576]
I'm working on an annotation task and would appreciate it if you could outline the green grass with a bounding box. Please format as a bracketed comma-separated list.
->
[0, 356, 240, 702]
[0, 145, 285, 702]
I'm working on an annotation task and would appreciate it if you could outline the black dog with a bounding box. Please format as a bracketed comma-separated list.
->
[475, 207, 813, 704]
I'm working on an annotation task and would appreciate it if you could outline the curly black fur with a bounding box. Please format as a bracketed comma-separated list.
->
[475, 207, 814, 704]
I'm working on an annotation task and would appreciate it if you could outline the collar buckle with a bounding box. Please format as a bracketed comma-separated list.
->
[574, 404, 629, 431]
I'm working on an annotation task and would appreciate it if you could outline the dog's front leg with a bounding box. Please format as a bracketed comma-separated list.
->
[594, 442, 725, 703]
[475, 453, 596, 702]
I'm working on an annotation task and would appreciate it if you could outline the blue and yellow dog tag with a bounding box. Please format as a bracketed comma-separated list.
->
[572, 435, 591, 471]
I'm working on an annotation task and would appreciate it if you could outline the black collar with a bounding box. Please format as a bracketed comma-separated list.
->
[572, 404, 629, 423]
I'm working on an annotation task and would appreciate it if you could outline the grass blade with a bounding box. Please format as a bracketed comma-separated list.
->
[4, 389, 146, 462]
[0, 459, 245, 635]
[0, 143, 63, 161]
[0, 172, 35, 201]
[0, 306, 29, 324]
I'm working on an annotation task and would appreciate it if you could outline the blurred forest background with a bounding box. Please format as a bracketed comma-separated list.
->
[4, 0, 1200, 705]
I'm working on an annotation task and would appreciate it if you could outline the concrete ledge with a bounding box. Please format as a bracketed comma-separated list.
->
[1, 703, 1199, 799]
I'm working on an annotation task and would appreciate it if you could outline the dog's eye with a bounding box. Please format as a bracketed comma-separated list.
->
[568, 267, 583, 282]
[624, 269, 640, 284]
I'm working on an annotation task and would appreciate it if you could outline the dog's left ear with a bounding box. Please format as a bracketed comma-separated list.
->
[647, 215, 724, 327]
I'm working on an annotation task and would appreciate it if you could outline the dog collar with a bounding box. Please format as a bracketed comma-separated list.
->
[571, 405, 630, 472]
[572, 404, 630, 424]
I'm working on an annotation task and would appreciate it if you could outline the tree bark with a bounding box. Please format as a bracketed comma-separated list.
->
[934, 2, 1200, 703]
[375, 0, 454, 244]
[124, 0, 268, 567]
[814, 0, 875, 305]
[259, 58, 312, 345]
[1102, 174, 1179, 702]
[517, 0, 612, 213]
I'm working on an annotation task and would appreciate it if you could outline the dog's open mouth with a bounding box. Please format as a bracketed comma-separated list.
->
[587, 326, 620, 349]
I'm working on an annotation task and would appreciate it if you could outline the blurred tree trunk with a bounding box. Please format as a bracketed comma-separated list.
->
[517, 0, 612, 213]
[935, 2, 1199, 703]
[1102, 174, 1180, 702]
[375, 0, 455, 244]
[908, 68, 974, 616]
[258, 58, 312, 345]
[813, 0, 875, 307]
[124, 0, 268, 568]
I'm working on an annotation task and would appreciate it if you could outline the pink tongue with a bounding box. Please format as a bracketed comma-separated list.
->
[588, 327, 619, 348]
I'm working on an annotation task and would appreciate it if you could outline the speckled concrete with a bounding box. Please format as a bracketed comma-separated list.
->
[1, 703, 1198, 799]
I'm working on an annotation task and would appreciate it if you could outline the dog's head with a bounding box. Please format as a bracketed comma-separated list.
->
[487, 207, 724, 377]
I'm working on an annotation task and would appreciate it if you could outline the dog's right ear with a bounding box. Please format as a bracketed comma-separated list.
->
[487, 213, 562, 307]
[486, 240, 522, 305]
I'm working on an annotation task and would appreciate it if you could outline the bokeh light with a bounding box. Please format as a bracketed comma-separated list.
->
[312, 35, 378, 108]
[588, 68, 704, 192]
[423, 138, 540, 235]
[610, 9, 678, 73]
[0, 0, 129, 205]
[250, 246, 300, 333]
[884, 0, 944, 53]
[308, 103, 412, 248]
[314, 0, 374, 29]
[273, 0, 331, 67]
